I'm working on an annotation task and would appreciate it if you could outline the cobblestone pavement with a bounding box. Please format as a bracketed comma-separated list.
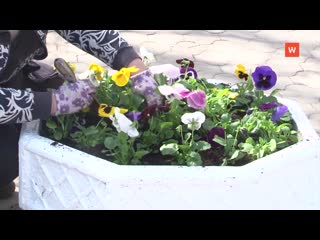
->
[1, 30, 319, 210]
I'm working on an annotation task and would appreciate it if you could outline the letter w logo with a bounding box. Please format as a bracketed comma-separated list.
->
[285, 43, 300, 57]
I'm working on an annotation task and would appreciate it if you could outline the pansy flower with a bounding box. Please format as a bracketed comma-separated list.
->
[112, 67, 139, 87]
[252, 66, 277, 90]
[181, 112, 206, 130]
[98, 104, 128, 118]
[89, 63, 105, 81]
[180, 67, 198, 79]
[206, 127, 225, 147]
[259, 102, 278, 111]
[271, 105, 288, 122]
[126, 112, 142, 121]
[176, 58, 195, 68]
[110, 108, 139, 138]
[186, 90, 206, 109]
[234, 64, 249, 81]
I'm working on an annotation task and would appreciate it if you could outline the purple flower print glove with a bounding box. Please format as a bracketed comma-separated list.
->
[131, 70, 163, 107]
[53, 79, 96, 116]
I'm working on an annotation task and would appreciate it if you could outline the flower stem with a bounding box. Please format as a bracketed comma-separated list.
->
[95, 118, 104, 128]
[190, 122, 195, 147]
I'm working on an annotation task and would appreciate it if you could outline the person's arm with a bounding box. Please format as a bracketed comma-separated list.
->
[55, 30, 141, 71]
[0, 88, 52, 124]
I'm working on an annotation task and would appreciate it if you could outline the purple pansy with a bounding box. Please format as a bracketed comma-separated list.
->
[186, 90, 206, 109]
[126, 112, 142, 121]
[246, 109, 254, 115]
[271, 105, 288, 122]
[206, 127, 225, 147]
[176, 58, 195, 68]
[251, 66, 277, 91]
[180, 67, 198, 79]
[259, 102, 278, 111]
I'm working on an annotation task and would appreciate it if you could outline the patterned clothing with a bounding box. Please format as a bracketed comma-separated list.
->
[0, 30, 140, 124]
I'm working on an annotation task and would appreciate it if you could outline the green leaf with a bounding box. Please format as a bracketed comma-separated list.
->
[212, 136, 226, 147]
[277, 141, 288, 149]
[160, 143, 179, 156]
[104, 137, 118, 150]
[84, 127, 100, 136]
[163, 139, 179, 145]
[117, 132, 129, 142]
[221, 113, 230, 123]
[186, 152, 202, 166]
[230, 121, 240, 128]
[261, 96, 277, 103]
[217, 89, 230, 97]
[53, 130, 63, 141]
[236, 97, 250, 105]
[245, 137, 255, 144]
[194, 141, 211, 151]
[270, 89, 281, 97]
[259, 149, 265, 158]
[281, 126, 290, 134]
[241, 143, 253, 153]
[202, 119, 214, 131]
[280, 114, 291, 122]
[269, 139, 277, 152]
[289, 135, 299, 144]
[46, 119, 57, 129]
[160, 122, 173, 130]
[134, 150, 150, 160]
[230, 150, 240, 160]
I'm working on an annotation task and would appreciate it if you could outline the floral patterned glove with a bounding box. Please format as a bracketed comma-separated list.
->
[53, 79, 96, 116]
[131, 70, 163, 106]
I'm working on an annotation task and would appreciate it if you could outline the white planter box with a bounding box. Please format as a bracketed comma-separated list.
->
[18, 66, 320, 210]
[18, 97, 320, 210]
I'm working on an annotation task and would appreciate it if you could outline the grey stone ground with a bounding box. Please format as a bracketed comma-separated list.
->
[1, 30, 319, 210]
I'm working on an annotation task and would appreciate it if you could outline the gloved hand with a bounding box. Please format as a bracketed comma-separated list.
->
[131, 70, 163, 107]
[52, 79, 96, 116]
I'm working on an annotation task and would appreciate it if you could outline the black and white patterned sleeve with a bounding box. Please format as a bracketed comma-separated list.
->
[0, 88, 52, 124]
[55, 30, 140, 70]
[0, 41, 9, 75]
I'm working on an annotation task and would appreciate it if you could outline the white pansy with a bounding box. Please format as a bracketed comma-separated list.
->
[158, 83, 190, 100]
[181, 112, 206, 130]
[110, 108, 139, 138]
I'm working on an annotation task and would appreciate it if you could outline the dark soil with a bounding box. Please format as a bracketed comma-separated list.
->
[40, 116, 252, 167]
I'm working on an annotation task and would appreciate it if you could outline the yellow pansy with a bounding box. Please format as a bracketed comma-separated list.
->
[111, 67, 139, 87]
[98, 104, 128, 118]
[89, 63, 105, 81]
[228, 92, 239, 99]
[234, 64, 249, 81]
[89, 63, 104, 73]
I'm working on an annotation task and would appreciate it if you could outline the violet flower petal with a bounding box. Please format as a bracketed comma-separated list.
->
[271, 105, 288, 122]
[186, 90, 206, 109]
[252, 66, 277, 91]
